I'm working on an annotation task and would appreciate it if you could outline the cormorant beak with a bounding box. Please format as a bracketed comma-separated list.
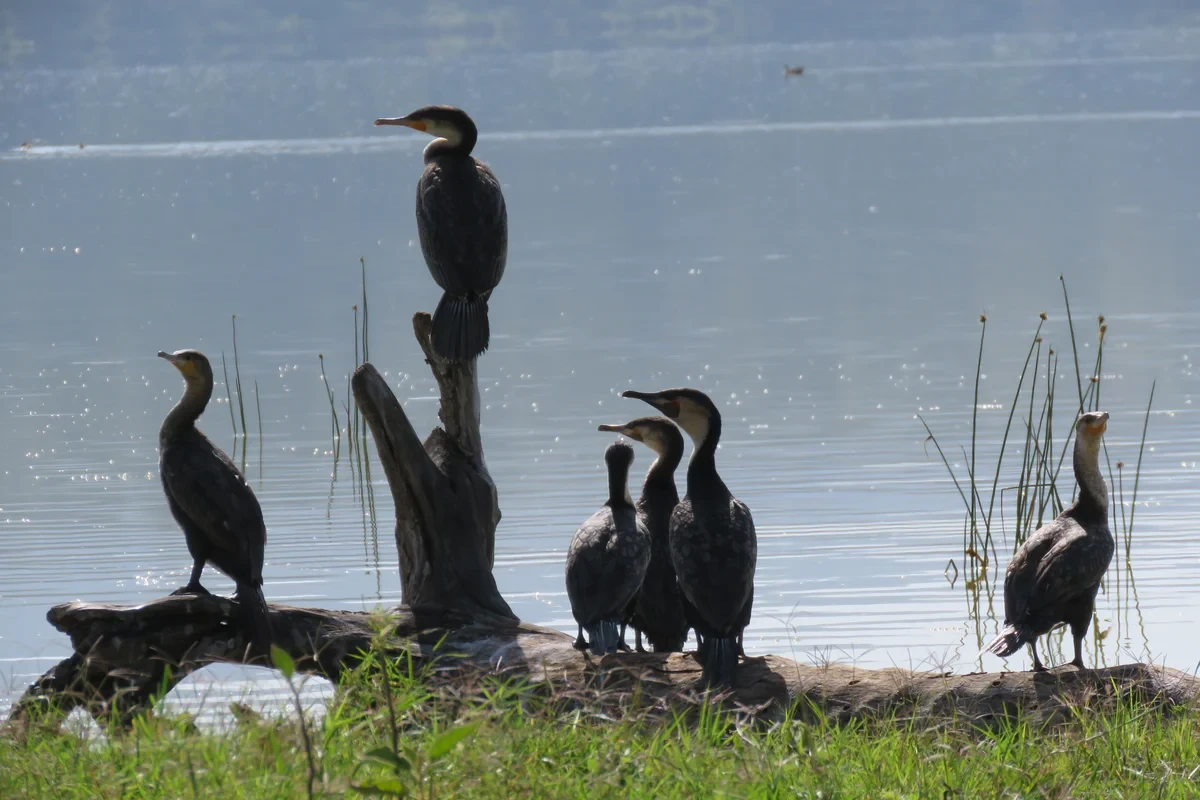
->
[158, 350, 181, 366]
[621, 390, 681, 419]
[598, 423, 642, 441]
[374, 116, 428, 132]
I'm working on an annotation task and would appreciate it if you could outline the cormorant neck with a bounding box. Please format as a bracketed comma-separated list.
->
[163, 379, 212, 434]
[686, 411, 721, 481]
[644, 443, 682, 491]
[1072, 433, 1108, 517]
[423, 122, 477, 161]
[607, 462, 633, 509]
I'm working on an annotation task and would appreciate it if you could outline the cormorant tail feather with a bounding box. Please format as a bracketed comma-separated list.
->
[586, 620, 621, 655]
[237, 583, 274, 658]
[702, 635, 739, 688]
[431, 292, 490, 362]
[982, 625, 1026, 659]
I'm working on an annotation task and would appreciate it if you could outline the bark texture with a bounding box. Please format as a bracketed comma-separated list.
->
[8, 597, 1196, 732]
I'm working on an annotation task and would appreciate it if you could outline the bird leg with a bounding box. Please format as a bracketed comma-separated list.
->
[1070, 634, 1086, 669]
[1030, 639, 1047, 672]
[573, 625, 588, 651]
[617, 623, 632, 652]
[635, 630, 647, 654]
[170, 561, 212, 597]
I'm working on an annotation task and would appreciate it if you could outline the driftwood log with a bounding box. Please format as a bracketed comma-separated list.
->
[7, 311, 1199, 732]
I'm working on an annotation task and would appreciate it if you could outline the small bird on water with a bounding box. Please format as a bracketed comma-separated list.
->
[984, 411, 1114, 671]
[374, 105, 508, 362]
[158, 349, 273, 656]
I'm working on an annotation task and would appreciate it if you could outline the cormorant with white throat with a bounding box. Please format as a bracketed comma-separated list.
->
[623, 387, 756, 687]
[374, 105, 507, 362]
[158, 349, 272, 655]
[984, 411, 1114, 670]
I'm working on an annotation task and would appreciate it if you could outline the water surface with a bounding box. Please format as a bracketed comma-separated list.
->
[3, 23, 1200, 718]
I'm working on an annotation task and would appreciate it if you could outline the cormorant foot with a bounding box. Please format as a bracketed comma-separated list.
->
[573, 635, 589, 652]
[1031, 663, 1048, 673]
[1069, 657, 1086, 670]
[170, 583, 212, 597]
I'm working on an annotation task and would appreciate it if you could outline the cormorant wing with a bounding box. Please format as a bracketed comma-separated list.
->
[162, 438, 266, 581]
[1001, 521, 1064, 625]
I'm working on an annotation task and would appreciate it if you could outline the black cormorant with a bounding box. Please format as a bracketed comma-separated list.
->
[623, 387, 756, 687]
[374, 105, 508, 362]
[565, 441, 651, 655]
[984, 411, 1114, 671]
[158, 349, 272, 654]
[598, 416, 689, 652]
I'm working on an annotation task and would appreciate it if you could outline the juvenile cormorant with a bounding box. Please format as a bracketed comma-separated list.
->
[984, 411, 1114, 671]
[623, 387, 756, 687]
[158, 349, 272, 654]
[374, 105, 507, 362]
[598, 416, 689, 652]
[565, 441, 651, 655]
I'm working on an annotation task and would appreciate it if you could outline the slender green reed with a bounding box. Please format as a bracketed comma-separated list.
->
[231, 314, 248, 442]
[254, 379, 263, 485]
[318, 354, 340, 456]
[221, 353, 237, 447]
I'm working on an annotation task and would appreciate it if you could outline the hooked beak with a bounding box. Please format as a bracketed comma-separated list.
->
[621, 390, 680, 419]
[598, 423, 641, 441]
[374, 116, 428, 131]
[157, 350, 180, 365]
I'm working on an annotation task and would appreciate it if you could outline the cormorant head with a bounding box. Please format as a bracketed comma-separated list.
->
[620, 388, 718, 446]
[603, 441, 636, 505]
[158, 349, 213, 388]
[604, 440, 636, 472]
[374, 105, 477, 151]
[598, 416, 684, 460]
[1076, 410, 1109, 441]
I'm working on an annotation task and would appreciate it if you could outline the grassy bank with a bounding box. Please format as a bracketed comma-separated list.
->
[4, 650, 1200, 799]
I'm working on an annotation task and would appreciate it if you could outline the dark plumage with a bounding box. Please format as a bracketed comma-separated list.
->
[984, 411, 1114, 671]
[565, 441, 651, 655]
[158, 349, 272, 656]
[598, 416, 689, 653]
[623, 388, 756, 687]
[374, 105, 508, 362]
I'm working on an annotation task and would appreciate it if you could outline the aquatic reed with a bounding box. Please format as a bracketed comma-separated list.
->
[922, 277, 1155, 666]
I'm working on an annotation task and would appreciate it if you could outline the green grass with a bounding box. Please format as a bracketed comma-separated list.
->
[5, 649, 1200, 799]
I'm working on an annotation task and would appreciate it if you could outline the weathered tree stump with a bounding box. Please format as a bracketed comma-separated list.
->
[348, 312, 512, 621]
[6, 310, 1198, 733]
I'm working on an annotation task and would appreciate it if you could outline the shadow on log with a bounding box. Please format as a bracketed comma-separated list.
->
[8, 597, 1198, 733]
[6, 309, 1198, 733]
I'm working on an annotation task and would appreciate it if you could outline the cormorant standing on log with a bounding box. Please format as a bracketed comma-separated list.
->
[374, 105, 508, 362]
[565, 441, 650, 655]
[623, 387, 756, 687]
[598, 416, 689, 652]
[158, 349, 272, 654]
[984, 411, 1114, 670]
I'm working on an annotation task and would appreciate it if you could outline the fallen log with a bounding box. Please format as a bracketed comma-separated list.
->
[7, 596, 1197, 732]
[7, 309, 1197, 733]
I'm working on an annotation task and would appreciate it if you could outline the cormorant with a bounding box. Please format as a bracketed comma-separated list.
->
[623, 387, 756, 687]
[565, 441, 651, 655]
[598, 416, 689, 652]
[158, 349, 272, 654]
[374, 105, 508, 362]
[984, 411, 1114, 671]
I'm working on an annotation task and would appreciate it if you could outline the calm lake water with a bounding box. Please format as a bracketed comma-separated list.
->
[3, 20, 1200, 720]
